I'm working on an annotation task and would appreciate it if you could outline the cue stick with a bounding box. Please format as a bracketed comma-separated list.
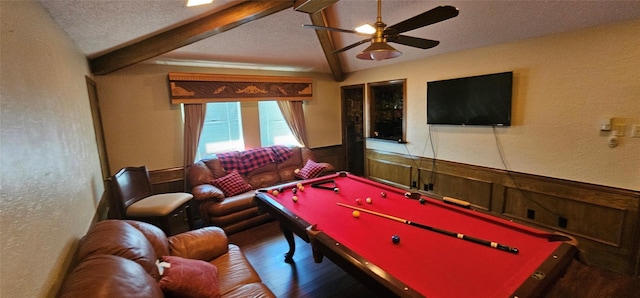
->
[337, 203, 519, 254]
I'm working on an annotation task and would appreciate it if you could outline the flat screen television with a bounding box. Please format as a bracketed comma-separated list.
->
[427, 71, 513, 126]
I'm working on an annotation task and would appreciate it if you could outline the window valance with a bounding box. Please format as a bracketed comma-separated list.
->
[168, 72, 313, 104]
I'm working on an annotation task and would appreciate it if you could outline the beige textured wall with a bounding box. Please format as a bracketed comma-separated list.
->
[342, 20, 640, 190]
[0, 1, 104, 297]
[95, 65, 341, 174]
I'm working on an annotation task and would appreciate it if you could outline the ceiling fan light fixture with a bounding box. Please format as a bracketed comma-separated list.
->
[356, 42, 402, 61]
[355, 24, 376, 34]
[186, 0, 213, 7]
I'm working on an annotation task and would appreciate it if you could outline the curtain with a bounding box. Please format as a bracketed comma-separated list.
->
[183, 103, 207, 189]
[277, 100, 308, 147]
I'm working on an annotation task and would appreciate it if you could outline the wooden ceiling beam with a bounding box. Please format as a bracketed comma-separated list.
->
[89, 1, 293, 75]
[309, 9, 344, 82]
[294, 0, 338, 14]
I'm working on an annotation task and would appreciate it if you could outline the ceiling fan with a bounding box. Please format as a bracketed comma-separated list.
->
[304, 0, 459, 61]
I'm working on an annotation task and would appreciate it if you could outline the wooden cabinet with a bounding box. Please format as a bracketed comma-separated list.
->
[341, 85, 365, 175]
[368, 79, 406, 142]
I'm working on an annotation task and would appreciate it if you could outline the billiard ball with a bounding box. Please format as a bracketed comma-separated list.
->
[272, 190, 279, 196]
[278, 187, 284, 193]
[365, 197, 372, 204]
[380, 192, 386, 198]
[333, 187, 340, 193]
[404, 192, 411, 198]
[292, 187, 297, 194]
[352, 210, 360, 218]
[419, 198, 426, 204]
[298, 186, 305, 191]
[392, 235, 400, 244]
[268, 189, 273, 194]
[297, 183, 303, 188]
[292, 196, 298, 202]
[355, 198, 362, 205]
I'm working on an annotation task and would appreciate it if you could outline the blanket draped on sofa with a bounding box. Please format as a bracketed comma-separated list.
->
[216, 145, 293, 174]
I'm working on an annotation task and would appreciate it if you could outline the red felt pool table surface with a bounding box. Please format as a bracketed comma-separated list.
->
[255, 173, 576, 298]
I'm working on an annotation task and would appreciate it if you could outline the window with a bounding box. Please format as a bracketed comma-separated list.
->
[197, 102, 244, 159]
[196, 101, 298, 159]
[258, 101, 300, 147]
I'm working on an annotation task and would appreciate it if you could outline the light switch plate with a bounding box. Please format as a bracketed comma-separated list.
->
[612, 124, 626, 136]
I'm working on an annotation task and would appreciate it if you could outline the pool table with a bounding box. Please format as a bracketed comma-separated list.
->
[254, 172, 577, 298]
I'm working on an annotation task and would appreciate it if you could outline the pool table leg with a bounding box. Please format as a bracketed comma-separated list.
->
[280, 223, 296, 263]
[306, 224, 325, 263]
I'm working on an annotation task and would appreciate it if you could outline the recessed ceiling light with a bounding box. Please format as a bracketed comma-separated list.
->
[187, 0, 213, 7]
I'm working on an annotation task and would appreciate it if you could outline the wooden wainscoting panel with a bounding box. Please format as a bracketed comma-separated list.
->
[311, 145, 343, 172]
[503, 187, 626, 248]
[421, 169, 494, 210]
[367, 158, 412, 189]
[149, 167, 186, 193]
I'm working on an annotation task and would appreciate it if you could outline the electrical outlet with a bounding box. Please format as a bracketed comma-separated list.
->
[631, 124, 640, 138]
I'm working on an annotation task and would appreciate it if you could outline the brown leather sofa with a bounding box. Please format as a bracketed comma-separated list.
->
[188, 146, 334, 234]
[58, 220, 274, 298]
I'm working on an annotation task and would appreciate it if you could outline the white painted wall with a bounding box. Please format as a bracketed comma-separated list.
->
[0, 1, 103, 297]
[342, 20, 640, 191]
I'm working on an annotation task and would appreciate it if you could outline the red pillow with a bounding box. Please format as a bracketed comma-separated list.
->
[158, 256, 220, 298]
[211, 169, 252, 197]
[295, 159, 326, 179]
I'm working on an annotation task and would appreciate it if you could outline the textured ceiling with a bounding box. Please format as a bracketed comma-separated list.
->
[40, 0, 640, 74]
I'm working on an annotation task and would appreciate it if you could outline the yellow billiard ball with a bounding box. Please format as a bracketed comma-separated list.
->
[352, 210, 360, 218]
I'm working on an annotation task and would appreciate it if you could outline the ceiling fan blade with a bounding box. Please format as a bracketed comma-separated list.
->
[389, 35, 439, 49]
[332, 38, 372, 54]
[388, 5, 459, 34]
[302, 24, 359, 34]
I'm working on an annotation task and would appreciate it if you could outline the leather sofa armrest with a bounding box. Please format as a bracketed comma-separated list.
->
[192, 184, 225, 201]
[168, 227, 229, 261]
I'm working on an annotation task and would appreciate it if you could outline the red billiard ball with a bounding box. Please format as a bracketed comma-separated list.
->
[355, 198, 362, 205]
[381, 192, 387, 198]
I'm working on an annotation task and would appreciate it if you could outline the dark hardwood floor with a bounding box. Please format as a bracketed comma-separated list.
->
[228, 221, 640, 298]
